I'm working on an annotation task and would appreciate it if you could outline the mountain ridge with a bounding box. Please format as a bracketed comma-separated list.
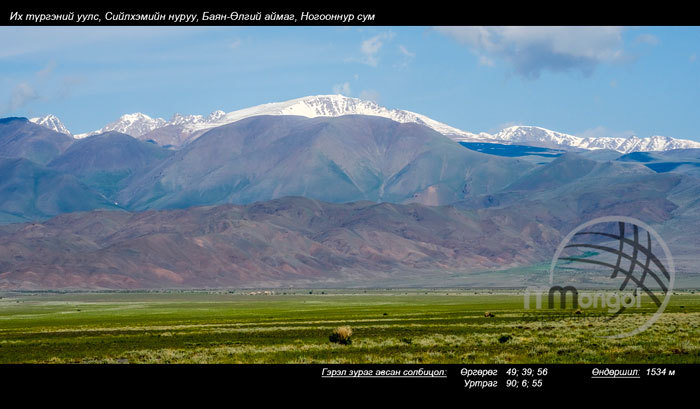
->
[0, 196, 562, 289]
[29, 114, 71, 136]
[118, 114, 534, 210]
[27, 95, 699, 153]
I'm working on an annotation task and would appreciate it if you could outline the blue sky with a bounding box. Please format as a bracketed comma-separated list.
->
[1, 26, 699, 139]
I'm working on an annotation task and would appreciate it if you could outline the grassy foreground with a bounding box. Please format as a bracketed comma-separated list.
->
[0, 290, 698, 364]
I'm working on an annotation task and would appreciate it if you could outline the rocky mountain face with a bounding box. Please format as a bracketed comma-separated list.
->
[0, 197, 562, 289]
[75, 113, 167, 139]
[29, 115, 71, 136]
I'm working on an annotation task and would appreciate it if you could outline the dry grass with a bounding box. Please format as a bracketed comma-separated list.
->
[329, 326, 353, 345]
[1, 292, 698, 364]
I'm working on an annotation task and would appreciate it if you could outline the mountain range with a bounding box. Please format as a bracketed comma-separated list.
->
[30, 95, 700, 153]
[0, 197, 563, 289]
[118, 115, 533, 210]
[3, 95, 700, 289]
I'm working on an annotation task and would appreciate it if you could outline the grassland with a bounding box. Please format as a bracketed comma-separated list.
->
[0, 290, 698, 364]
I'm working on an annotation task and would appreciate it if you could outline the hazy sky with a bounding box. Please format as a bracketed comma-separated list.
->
[1, 26, 699, 139]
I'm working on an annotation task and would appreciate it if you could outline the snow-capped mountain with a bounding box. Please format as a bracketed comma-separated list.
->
[489, 126, 700, 153]
[75, 113, 166, 139]
[489, 126, 583, 148]
[582, 134, 700, 152]
[74, 95, 483, 146]
[166, 110, 226, 127]
[31, 95, 700, 153]
[29, 115, 71, 136]
[179, 94, 481, 140]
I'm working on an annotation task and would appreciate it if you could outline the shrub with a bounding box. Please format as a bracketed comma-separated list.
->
[329, 326, 353, 345]
[498, 335, 512, 343]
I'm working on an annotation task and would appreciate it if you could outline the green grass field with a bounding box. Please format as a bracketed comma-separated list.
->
[0, 290, 698, 364]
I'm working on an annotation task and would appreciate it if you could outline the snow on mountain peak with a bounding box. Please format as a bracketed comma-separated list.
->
[29, 114, 71, 135]
[491, 125, 700, 153]
[70, 95, 480, 144]
[169, 113, 204, 126]
[206, 110, 226, 121]
[492, 125, 584, 147]
[67, 95, 700, 153]
[177, 94, 481, 141]
[75, 112, 167, 139]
